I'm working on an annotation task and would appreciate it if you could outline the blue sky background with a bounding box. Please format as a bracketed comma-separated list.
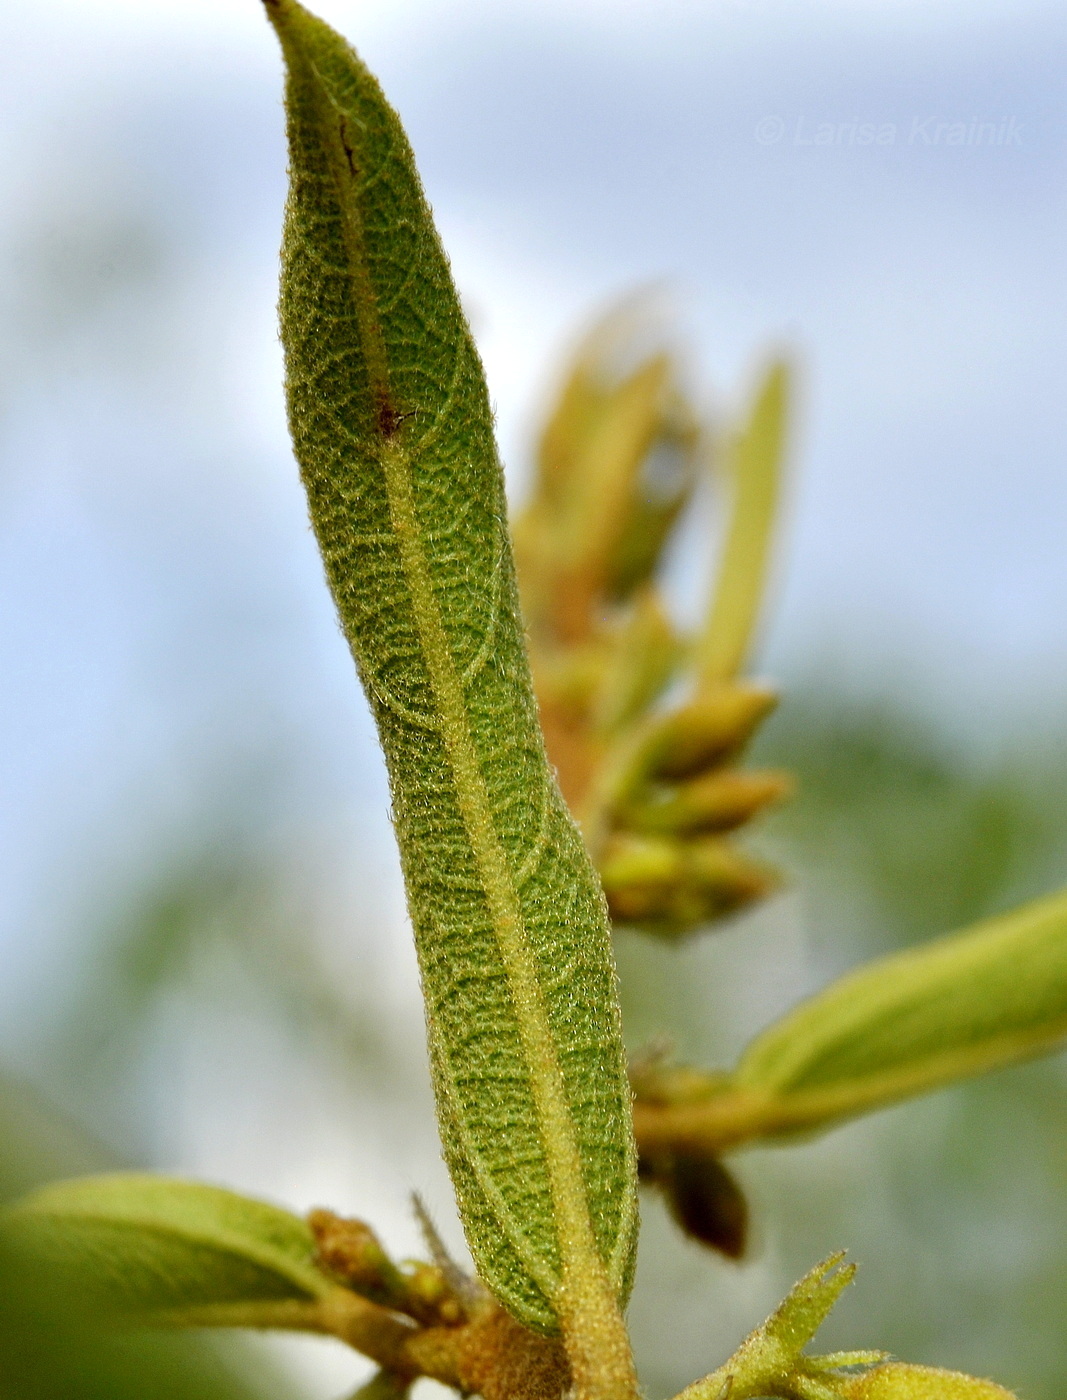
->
[3, 0, 1063, 957]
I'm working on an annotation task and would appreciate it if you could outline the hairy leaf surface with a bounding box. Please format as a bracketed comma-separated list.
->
[736, 885, 1067, 1129]
[265, 0, 638, 1341]
[6, 1174, 329, 1320]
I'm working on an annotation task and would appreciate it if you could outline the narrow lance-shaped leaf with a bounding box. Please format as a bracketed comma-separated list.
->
[263, 1, 638, 1389]
[4, 1174, 331, 1324]
[697, 361, 788, 687]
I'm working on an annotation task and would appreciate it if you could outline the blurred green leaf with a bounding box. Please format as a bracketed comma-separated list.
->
[735, 886, 1067, 1133]
[7, 1173, 330, 1322]
[698, 361, 789, 687]
[0, 1246, 280, 1400]
[0, 1081, 296, 1400]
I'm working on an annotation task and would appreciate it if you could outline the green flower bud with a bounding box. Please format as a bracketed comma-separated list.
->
[844, 1363, 1016, 1400]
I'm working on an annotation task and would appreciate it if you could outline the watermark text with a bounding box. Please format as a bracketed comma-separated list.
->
[755, 115, 1025, 148]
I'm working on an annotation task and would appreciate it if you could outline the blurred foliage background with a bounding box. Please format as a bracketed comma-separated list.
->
[3, 3, 1067, 1399]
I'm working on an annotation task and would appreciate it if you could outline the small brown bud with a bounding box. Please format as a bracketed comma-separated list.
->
[662, 1152, 748, 1259]
[308, 1209, 403, 1306]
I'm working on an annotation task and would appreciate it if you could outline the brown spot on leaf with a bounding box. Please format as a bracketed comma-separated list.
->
[377, 392, 405, 439]
[338, 118, 359, 178]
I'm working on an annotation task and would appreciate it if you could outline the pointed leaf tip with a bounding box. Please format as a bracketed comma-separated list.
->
[765, 1253, 854, 1350]
[670, 1254, 863, 1400]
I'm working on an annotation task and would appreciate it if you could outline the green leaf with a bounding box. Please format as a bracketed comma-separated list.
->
[735, 885, 1067, 1133]
[263, 0, 637, 1375]
[5, 1173, 330, 1322]
[697, 360, 788, 686]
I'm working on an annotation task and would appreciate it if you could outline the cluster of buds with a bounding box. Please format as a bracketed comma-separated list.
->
[309, 1207, 471, 1329]
[513, 295, 793, 939]
[308, 1208, 570, 1400]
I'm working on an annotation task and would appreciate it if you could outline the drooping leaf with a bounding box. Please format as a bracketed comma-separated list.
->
[5, 1173, 330, 1322]
[735, 885, 1067, 1133]
[264, 0, 637, 1365]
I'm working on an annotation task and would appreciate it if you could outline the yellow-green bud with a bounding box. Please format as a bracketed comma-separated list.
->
[844, 1363, 1016, 1400]
[642, 685, 778, 782]
[626, 768, 792, 835]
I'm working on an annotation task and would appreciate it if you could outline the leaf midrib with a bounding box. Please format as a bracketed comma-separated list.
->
[380, 434, 603, 1303]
